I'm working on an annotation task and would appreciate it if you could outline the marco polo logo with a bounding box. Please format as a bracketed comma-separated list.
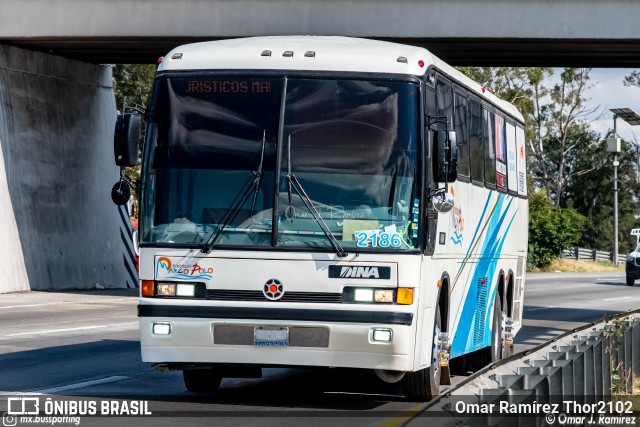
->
[329, 265, 391, 280]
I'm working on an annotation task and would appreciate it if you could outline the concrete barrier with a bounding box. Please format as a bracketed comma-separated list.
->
[403, 311, 640, 426]
[0, 44, 137, 292]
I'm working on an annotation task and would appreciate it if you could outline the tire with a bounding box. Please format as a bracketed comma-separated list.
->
[403, 306, 441, 401]
[183, 367, 222, 393]
[469, 296, 505, 371]
[626, 276, 635, 287]
[489, 297, 506, 362]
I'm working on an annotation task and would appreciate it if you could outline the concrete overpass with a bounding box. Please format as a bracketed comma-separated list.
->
[3, 0, 640, 66]
[2, 0, 640, 293]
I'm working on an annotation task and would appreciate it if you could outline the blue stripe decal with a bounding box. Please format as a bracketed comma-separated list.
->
[452, 191, 493, 285]
[450, 192, 500, 337]
[451, 195, 519, 357]
[480, 208, 519, 345]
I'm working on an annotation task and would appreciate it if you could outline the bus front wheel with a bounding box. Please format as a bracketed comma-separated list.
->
[403, 306, 441, 401]
[183, 367, 222, 393]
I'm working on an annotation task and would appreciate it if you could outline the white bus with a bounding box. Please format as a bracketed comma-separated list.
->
[112, 36, 528, 401]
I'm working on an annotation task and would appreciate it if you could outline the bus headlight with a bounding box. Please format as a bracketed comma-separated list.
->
[176, 283, 195, 297]
[354, 288, 374, 302]
[153, 282, 204, 298]
[344, 287, 396, 304]
[157, 283, 177, 296]
[374, 289, 394, 303]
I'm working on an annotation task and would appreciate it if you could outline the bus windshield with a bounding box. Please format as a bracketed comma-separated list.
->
[141, 76, 421, 252]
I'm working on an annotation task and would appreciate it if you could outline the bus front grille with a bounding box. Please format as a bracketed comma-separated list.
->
[206, 289, 343, 303]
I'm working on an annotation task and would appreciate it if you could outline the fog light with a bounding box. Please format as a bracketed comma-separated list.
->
[157, 283, 176, 296]
[354, 288, 374, 302]
[152, 322, 171, 335]
[372, 328, 393, 343]
[176, 283, 195, 297]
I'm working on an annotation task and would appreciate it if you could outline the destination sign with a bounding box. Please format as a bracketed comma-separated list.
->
[185, 80, 272, 94]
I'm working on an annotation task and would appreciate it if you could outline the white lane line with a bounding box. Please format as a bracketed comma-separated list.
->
[603, 296, 631, 301]
[82, 298, 137, 304]
[525, 307, 555, 311]
[0, 302, 71, 310]
[5, 323, 137, 337]
[31, 376, 130, 394]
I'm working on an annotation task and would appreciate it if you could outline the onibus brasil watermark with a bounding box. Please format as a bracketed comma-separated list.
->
[3, 397, 151, 426]
[455, 399, 637, 425]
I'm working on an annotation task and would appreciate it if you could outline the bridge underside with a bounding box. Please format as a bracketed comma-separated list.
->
[8, 37, 640, 67]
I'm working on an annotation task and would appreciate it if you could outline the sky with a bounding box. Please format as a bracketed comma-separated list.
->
[585, 68, 640, 143]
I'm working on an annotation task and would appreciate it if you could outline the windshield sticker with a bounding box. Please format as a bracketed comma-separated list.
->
[155, 257, 213, 281]
[355, 231, 403, 248]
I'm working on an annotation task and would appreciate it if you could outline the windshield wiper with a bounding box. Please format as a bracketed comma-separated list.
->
[201, 131, 267, 253]
[285, 135, 347, 258]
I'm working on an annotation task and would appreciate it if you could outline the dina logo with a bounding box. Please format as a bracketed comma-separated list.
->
[329, 265, 390, 279]
[340, 266, 380, 279]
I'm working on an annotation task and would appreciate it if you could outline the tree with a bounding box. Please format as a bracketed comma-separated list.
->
[528, 192, 586, 268]
[567, 135, 640, 254]
[112, 64, 156, 111]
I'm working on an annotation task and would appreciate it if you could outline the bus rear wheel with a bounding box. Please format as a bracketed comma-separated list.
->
[183, 367, 222, 393]
[403, 306, 441, 401]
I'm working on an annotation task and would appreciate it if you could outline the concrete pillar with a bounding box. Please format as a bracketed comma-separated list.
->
[0, 44, 137, 292]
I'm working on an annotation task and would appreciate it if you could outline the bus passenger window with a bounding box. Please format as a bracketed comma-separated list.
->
[469, 99, 483, 184]
[483, 108, 496, 187]
[495, 114, 507, 191]
[454, 93, 469, 178]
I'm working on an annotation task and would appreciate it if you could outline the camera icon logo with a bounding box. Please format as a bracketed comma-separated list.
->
[2, 412, 17, 427]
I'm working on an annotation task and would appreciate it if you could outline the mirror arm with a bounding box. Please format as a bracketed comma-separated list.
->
[122, 100, 147, 118]
[426, 114, 449, 130]
[119, 166, 139, 195]
[426, 186, 446, 204]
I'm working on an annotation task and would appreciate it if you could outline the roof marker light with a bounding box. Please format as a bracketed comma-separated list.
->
[418, 60, 425, 68]
[304, 51, 315, 58]
[283, 51, 294, 57]
[261, 50, 272, 57]
[397, 56, 408, 64]
[171, 53, 183, 60]
[481, 87, 486, 93]
[157, 56, 164, 64]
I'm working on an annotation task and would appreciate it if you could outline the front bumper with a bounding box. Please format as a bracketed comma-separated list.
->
[138, 303, 416, 372]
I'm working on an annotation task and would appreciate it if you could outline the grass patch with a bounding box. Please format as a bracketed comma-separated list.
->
[531, 258, 624, 273]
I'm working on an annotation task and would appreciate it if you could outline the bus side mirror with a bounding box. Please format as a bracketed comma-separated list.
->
[111, 180, 131, 206]
[114, 113, 141, 167]
[432, 130, 458, 183]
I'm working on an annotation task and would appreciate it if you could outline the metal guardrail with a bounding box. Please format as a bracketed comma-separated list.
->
[402, 311, 640, 426]
[561, 247, 625, 264]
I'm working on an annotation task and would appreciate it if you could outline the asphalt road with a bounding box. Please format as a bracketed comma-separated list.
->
[0, 272, 638, 426]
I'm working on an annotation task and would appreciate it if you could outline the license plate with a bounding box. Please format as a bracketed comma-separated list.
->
[254, 327, 289, 347]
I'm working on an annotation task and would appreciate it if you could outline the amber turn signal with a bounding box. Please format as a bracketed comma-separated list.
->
[396, 287, 414, 305]
[141, 280, 155, 297]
